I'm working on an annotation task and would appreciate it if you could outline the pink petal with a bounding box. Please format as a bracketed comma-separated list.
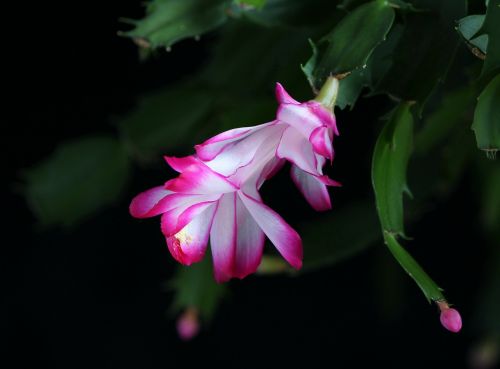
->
[227, 124, 286, 188]
[277, 103, 324, 139]
[317, 175, 342, 187]
[210, 193, 237, 282]
[162, 193, 220, 214]
[176, 201, 219, 235]
[164, 155, 198, 173]
[309, 126, 334, 161]
[305, 101, 339, 135]
[234, 194, 265, 278]
[209, 193, 266, 282]
[165, 203, 217, 265]
[164, 161, 238, 194]
[195, 122, 275, 161]
[161, 197, 220, 237]
[129, 186, 173, 218]
[204, 124, 284, 177]
[290, 165, 331, 211]
[238, 192, 302, 269]
[276, 126, 319, 176]
[275, 83, 299, 104]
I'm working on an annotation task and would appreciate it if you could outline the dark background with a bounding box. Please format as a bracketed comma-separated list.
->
[5, 1, 490, 368]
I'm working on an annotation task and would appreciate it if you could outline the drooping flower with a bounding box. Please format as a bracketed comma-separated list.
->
[130, 81, 340, 282]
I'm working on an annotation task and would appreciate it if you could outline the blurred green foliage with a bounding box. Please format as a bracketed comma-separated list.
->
[21, 0, 499, 324]
[169, 257, 226, 320]
[472, 74, 500, 156]
[257, 201, 381, 275]
[235, 0, 267, 9]
[23, 136, 130, 227]
[118, 84, 214, 162]
[457, 15, 487, 55]
[301, 201, 380, 272]
[415, 87, 475, 154]
[375, 0, 466, 111]
[121, 0, 230, 49]
[477, 0, 500, 79]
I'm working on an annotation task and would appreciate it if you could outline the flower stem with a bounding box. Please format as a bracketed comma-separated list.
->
[315, 76, 339, 110]
[384, 231, 445, 303]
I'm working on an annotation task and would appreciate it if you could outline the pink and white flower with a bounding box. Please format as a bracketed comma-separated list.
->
[130, 82, 340, 282]
[130, 126, 302, 282]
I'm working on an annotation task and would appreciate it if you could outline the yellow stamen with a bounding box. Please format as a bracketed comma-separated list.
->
[175, 228, 193, 246]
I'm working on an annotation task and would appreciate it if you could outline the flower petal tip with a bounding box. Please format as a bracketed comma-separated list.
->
[164, 155, 197, 173]
[213, 273, 232, 284]
[275, 82, 299, 105]
[313, 203, 332, 212]
[129, 186, 172, 218]
[290, 258, 303, 270]
[129, 199, 142, 218]
[318, 176, 342, 187]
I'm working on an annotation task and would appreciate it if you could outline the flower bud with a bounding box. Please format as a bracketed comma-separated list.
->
[437, 301, 462, 333]
[176, 308, 200, 341]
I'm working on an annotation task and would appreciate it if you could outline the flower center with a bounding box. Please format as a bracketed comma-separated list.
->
[175, 228, 193, 246]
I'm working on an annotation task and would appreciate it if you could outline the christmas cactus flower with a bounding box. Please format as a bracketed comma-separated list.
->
[130, 80, 341, 282]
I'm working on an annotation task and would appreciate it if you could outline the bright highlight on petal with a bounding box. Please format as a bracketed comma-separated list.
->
[165, 203, 217, 265]
[195, 122, 275, 161]
[234, 195, 266, 278]
[277, 103, 324, 139]
[159, 194, 220, 236]
[210, 193, 237, 282]
[277, 126, 318, 175]
[239, 192, 303, 269]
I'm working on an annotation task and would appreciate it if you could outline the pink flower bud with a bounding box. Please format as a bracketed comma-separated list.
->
[437, 301, 462, 333]
[176, 308, 199, 341]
